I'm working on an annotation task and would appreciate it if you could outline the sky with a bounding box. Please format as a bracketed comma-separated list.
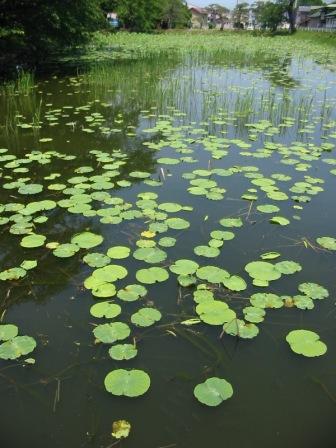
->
[190, 1, 249, 9]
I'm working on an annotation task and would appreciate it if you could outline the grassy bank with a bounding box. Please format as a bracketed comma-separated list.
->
[81, 30, 336, 66]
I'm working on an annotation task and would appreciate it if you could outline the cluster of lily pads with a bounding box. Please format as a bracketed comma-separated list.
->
[1, 59, 336, 420]
[0, 323, 36, 361]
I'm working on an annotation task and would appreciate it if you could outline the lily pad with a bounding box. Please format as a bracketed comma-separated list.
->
[194, 377, 233, 407]
[71, 231, 103, 249]
[0, 336, 36, 360]
[286, 330, 327, 357]
[136, 267, 169, 284]
[90, 302, 121, 319]
[196, 301, 236, 325]
[131, 307, 162, 327]
[298, 283, 329, 300]
[109, 344, 138, 361]
[93, 322, 130, 343]
[104, 369, 150, 397]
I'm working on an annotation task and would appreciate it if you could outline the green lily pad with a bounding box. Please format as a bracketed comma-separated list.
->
[219, 217, 243, 228]
[316, 237, 336, 251]
[194, 245, 220, 258]
[117, 284, 147, 302]
[136, 267, 169, 284]
[169, 259, 199, 276]
[194, 377, 233, 406]
[107, 246, 131, 259]
[104, 369, 150, 397]
[275, 260, 302, 275]
[298, 283, 329, 300]
[71, 231, 103, 249]
[222, 275, 247, 292]
[133, 247, 167, 264]
[0, 336, 36, 360]
[20, 233, 46, 248]
[53, 243, 79, 258]
[196, 301, 236, 325]
[223, 319, 259, 339]
[250, 293, 283, 309]
[90, 302, 121, 319]
[131, 307, 162, 327]
[0, 324, 18, 341]
[245, 261, 281, 282]
[93, 322, 130, 343]
[109, 344, 138, 361]
[196, 266, 230, 283]
[286, 330, 327, 357]
[83, 252, 110, 268]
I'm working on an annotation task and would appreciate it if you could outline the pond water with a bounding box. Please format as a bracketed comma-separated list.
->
[1, 50, 336, 448]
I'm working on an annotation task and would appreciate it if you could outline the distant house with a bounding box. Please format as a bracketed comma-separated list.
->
[326, 9, 336, 28]
[188, 4, 208, 29]
[107, 12, 119, 28]
[296, 6, 313, 27]
[306, 4, 336, 28]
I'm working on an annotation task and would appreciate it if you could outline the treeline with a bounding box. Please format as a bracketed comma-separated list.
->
[0, 0, 190, 70]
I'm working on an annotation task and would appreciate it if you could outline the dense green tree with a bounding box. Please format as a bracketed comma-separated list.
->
[296, 0, 324, 5]
[232, 2, 250, 28]
[115, 0, 164, 32]
[0, 0, 104, 62]
[206, 3, 230, 30]
[254, 1, 285, 31]
[161, 0, 191, 29]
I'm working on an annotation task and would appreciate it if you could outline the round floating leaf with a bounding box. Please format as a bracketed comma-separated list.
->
[243, 306, 266, 323]
[194, 245, 220, 258]
[245, 261, 281, 282]
[133, 247, 167, 264]
[53, 243, 79, 258]
[109, 344, 138, 361]
[286, 330, 327, 357]
[196, 301, 236, 325]
[71, 231, 103, 249]
[131, 307, 162, 327]
[0, 336, 36, 360]
[20, 260, 37, 270]
[165, 217, 190, 230]
[270, 216, 290, 226]
[158, 203, 182, 213]
[18, 184, 43, 195]
[210, 230, 235, 241]
[117, 284, 147, 302]
[223, 319, 259, 339]
[316, 237, 336, 251]
[260, 252, 281, 260]
[107, 246, 130, 259]
[83, 252, 110, 268]
[136, 267, 169, 284]
[0, 267, 26, 281]
[90, 302, 121, 319]
[169, 259, 199, 276]
[196, 266, 230, 283]
[0, 324, 18, 341]
[20, 233, 46, 248]
[275, 260, 301, 275]
[158, 237, 176, 247]
[298, 283, 329, 300]
[194, 377, 233, 407]
[250, 293, 283, 309]
[219, 217, 243, 228]
[222, 275, 247, 292]
[93, 322, 130, 343]
[193, 289, 214, 303]
[104, 369, 150, 397]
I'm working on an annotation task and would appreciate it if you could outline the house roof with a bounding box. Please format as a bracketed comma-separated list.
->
[326, 10, 336, 16]
[309, 11, 322, 18]
[188, 4, 208, 15]
[297, 6, 312, 12]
